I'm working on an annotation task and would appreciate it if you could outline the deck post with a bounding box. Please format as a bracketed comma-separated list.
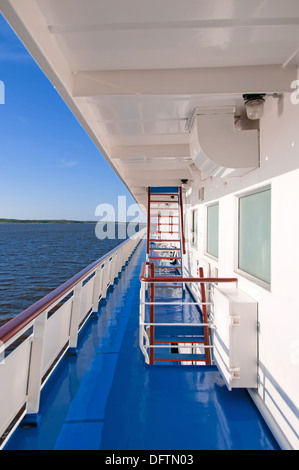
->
[92, 265, 103, 315]
[68, 281, 83, 354]
[199, 267, 212, 365]
[179, 187, 186, 255]
[149, 263, 155, 365]
[147, 187, 151, 255]
[25, 310, 47, 424]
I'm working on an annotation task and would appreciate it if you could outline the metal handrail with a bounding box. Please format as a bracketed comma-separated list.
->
[139, 261, 238, 366]
[0, 229, 145, 448]
[178, 187, 186, 254]
[0, 233, 143, 344]
[139, 261, 238, 284]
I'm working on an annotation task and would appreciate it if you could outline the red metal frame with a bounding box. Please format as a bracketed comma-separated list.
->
[146, 187, 151, 254]
[199, 267, 211, 365]
[157, 211, 161, 237]
[149, 248, 181, 251]
[140, 262, 238, 284]
[149, 200, 179, 203]
[147, 187, 184, 254]
[149, 262, 155, 365]
[154, 266, 182, 269]
[149, 239, 180, 242]
[149, 193, 178, 196]
[150, 207, 179, 211]
[140, 262, 237, 365]
[179, 187, 186, 254]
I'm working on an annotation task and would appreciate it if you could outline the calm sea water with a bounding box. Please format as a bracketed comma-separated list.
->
[0, 223, 133, 325]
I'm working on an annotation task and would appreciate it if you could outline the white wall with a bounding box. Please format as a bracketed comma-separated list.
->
[184, 92, 299, 449]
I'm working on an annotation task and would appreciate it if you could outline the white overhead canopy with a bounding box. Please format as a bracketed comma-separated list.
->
[2, 0, 299, 207]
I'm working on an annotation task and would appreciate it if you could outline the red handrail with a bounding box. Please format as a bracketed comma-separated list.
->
[140, 262, 237, 366]
[139, 262, 238, 284]
[199, 267, 211, 365]
[149, 262, 155, 365]
[0, 237, 133, 345]
[146, 187, 151, 254]
[179, 187, 186, 254]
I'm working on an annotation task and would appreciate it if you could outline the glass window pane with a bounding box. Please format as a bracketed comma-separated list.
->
[207, 204, 219, 258]
[191, 209, 198, 247]
[238, 188, 271, 284]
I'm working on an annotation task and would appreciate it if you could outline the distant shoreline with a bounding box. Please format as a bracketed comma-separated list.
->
[0, 219, 145, 225]
[0, 218, 96, 224]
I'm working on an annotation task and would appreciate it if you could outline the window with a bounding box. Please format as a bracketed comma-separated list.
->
[191, 209, 198, 248]
[238, 186, 271, 286]
[206, 203, 219, 258]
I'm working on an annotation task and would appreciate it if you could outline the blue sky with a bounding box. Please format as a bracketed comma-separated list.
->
[0, 14, 142, 221]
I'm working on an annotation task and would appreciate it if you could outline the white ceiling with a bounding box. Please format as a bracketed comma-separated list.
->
[2, 0, 299, 207]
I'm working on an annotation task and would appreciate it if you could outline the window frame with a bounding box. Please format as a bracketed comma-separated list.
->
[190, 208, 198, 249]
[234, 184, 271, 290]
[205, 202, 219, 260]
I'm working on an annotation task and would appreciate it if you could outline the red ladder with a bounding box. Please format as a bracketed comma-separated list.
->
[146, 187, 185, 278]
[145, 187, 212, 366]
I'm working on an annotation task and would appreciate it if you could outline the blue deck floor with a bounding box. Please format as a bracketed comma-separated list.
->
[5, 240, 279, 450]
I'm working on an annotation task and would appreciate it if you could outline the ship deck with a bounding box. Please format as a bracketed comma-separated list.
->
[5, 239, 279, 450]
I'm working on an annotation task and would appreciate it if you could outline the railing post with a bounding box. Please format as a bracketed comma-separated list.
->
[199, 267, 212, 365]
[139, 281, 146, 358]
[179, 186, 186, 254]
[149, 262, 155, 365]
[115, 249, 122, 279]
[147, 187, 151, 255]
[111, 252, 118, 284]
[100, 261, 109, 302]
[25, 310, 47, 424]
[92, 266, 102, 315]
[68, 281, 82, 354]
[107, 256, 114, 291]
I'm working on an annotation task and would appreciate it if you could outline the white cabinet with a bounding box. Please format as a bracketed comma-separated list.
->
[213, 287, 258, 390]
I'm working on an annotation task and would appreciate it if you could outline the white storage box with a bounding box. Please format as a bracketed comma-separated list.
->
[213, 287, 258, 390]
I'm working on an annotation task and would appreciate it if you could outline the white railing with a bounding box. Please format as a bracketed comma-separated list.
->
[0, 228, 145, 449]
[139, 261, 237, 366]
[139, 279, 215, 366]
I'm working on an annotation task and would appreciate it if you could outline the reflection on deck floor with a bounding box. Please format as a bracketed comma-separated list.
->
[5, 240, 279, 450]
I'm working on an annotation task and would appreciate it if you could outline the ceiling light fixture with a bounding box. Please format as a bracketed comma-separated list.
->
[243, 94, 266, 120]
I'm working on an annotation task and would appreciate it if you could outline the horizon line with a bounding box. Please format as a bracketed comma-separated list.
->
[0, 218, 146, 224]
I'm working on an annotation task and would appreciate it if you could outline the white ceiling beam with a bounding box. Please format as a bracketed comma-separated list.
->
[118, 161, 191, 172]
[125, 177, 186, 187]
[94, 117, 187, 124]
[109, 133, 189, 147]
[49, 16, 299, 34]
[122, 168, 191, 180]
[72, 65, 297, 97]
[110, 144, 190, 159]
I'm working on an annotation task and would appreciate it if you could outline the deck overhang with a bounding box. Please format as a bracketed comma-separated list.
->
[2, 0, 299, 208]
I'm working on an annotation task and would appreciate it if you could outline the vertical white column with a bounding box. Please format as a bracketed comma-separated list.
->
[92, 266, 102, 314]
[26, 310, 47, 421]
[68, 281, 83, 353]
[101, 261, 109, 301]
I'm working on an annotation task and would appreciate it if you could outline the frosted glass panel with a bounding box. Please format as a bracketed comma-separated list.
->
[238, 188, 271, 284]
[207, 204, 219, 258]
[191, 209, 198, 247]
